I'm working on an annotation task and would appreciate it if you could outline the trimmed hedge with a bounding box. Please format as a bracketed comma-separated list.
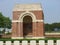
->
[0, 38, 60, 43]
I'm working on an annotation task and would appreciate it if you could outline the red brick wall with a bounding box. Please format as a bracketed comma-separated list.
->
[12, 10, 44, 38]
[30, 11, 43, 19]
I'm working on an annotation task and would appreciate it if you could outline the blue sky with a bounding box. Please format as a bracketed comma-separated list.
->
[0, 0, 60, 24]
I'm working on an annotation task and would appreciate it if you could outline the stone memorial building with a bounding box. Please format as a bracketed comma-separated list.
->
[12, 4, 44, 39]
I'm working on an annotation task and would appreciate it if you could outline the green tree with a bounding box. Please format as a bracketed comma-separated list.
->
[0, 12, 4, 27]
[3, 17, 11, 29]
[0, 12, 11, 28]
[0, 12, 11, 34]
[45, 22, 60, 32]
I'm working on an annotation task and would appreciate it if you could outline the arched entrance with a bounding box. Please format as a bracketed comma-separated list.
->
[12, 4, 45, 39]
[23, 16, 32, 38]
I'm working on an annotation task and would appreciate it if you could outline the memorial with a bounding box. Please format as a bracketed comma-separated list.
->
[12, 4, 44, 39]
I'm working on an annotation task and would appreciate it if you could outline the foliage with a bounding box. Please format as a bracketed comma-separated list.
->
[0, 38, 60, 43]
[45, 23, 60, 32]
[0, 12, 11, 29]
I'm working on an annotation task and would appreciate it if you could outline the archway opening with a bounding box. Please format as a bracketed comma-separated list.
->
[23, 16, 32, 38]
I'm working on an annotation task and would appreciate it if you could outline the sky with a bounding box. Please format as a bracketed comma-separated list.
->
[0, 0, 60, 24]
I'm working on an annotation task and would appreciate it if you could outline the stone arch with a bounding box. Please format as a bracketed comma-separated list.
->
[19, 11, 36, 38]
[19, 11, 36, 22]
[12, 4, 44, 39]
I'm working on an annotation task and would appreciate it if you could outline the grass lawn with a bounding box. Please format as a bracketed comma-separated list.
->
[0, 38, 60, 43]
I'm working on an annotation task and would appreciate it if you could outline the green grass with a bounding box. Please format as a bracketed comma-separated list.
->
[0, 38, 60, 43]
[0, 37, 60, 41]
[45, 31, 60, 33]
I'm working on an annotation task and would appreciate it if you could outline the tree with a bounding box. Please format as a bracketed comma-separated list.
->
[0, 12, 4, 27]
[3, 17, 11, 29]
[45, 22, 60, 32]
[0, 12, 11, 29]
[0, 12, 11, 34]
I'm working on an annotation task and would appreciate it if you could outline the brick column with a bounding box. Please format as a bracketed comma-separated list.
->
[20, 22, 23, 37]
[36, 22, 44, 37]
[18, 22, 20, 37]
[33, 22, 36, 37]
[12, 22, 18, 37]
